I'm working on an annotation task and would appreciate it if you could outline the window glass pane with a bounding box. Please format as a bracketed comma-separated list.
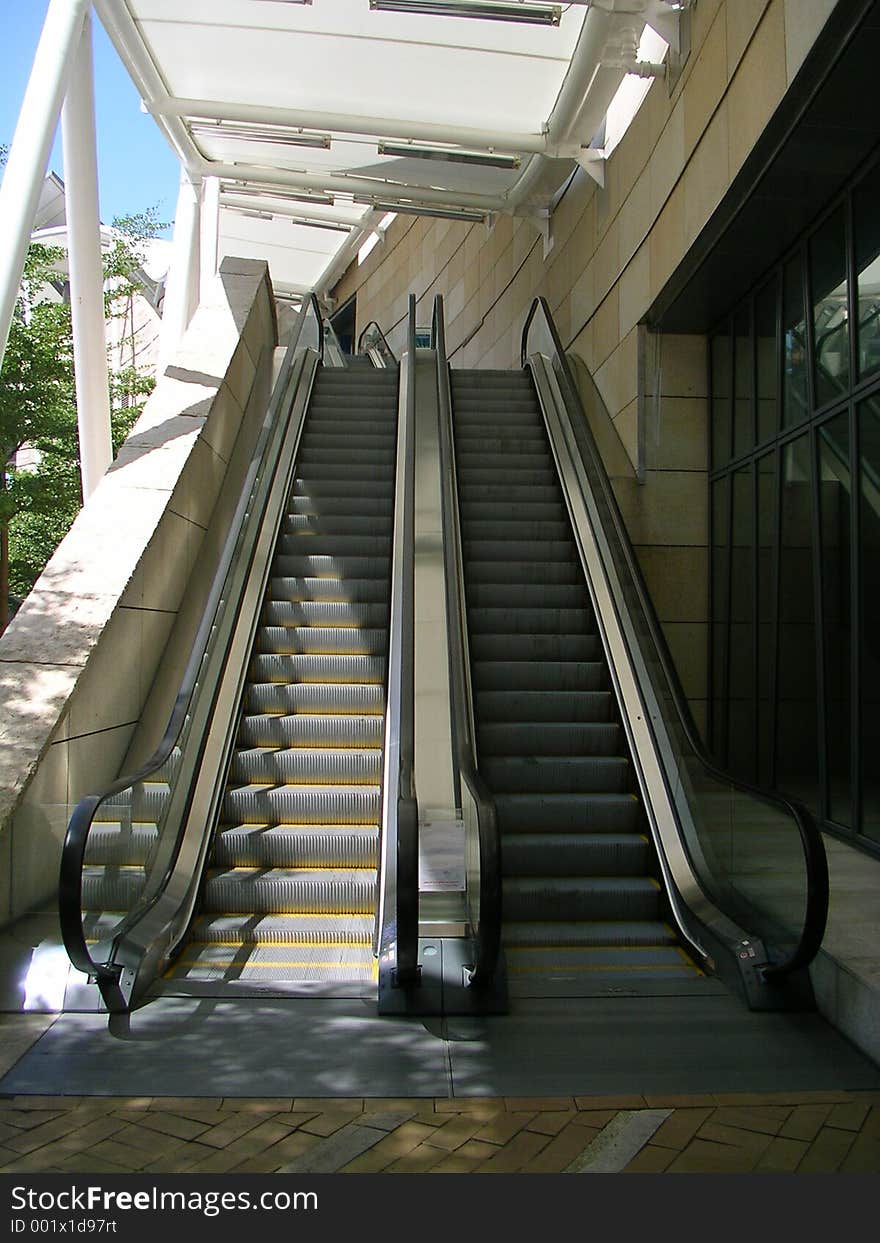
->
[757, 451, 776, 788]
[818, 412, 852, 827]
[855, 162, 880, 380]
[859, 394, 880, 844]
[711, 476, 730, 761]
[728, 466, 755, 779]
[811, 205, 849, 406]
[711, 331, 732, 468]
[756, 276, 778, 444]
[783, 255, 808, 426]
[733, 307, 753, 459]
[776, 435, 818, 808]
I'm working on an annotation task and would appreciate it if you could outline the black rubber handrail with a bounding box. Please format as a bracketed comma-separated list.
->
[521, 296, 829, 980]
[357, 319, 397, 363]
[58, 293, 324, 985]
[432, 294, 502, 988]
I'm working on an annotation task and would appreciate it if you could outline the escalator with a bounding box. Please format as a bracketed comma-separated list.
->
[60, 299, 416, 1011]
[162, 365, 398, 994]
[435, 295, 828, 1013]
[451, 369, 700, 995]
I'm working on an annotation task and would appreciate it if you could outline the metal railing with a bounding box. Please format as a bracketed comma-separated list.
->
[376, 294, 419, 989]
[58, 294, 325, 1008]
[521, 296, 828, 989]
[357, 320, 397, 367]
[432, 294, 501, 988]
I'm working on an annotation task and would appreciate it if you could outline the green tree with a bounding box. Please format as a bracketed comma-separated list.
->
[0, 147, 164, 631]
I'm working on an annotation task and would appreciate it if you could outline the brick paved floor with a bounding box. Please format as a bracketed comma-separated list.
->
[0, 1092, 877, 1174]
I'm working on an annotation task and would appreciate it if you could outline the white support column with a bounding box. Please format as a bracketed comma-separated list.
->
[0, 0, 90, 370]
[200, 175, 220, 303]
[61, 10, 113, 501]
[158, 167, 203, 373]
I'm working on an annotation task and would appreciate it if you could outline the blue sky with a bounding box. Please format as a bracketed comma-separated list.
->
[1, 5, 179, 236]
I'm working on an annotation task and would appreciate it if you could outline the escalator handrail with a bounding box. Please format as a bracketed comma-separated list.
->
[357, 320, 397, 363]
[521, 296, 829, 980]
[432, 294, 502, 987]
[58, 293, 324, 983]
[376, 294, 419, 984]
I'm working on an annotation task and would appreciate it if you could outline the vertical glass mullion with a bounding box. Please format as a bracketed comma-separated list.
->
[811, 422, 829, 820]
[851, 400, 862, 835]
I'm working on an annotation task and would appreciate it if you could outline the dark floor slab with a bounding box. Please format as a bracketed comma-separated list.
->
[445, 994, 880, 1097]
[0, 998, 450, 1098]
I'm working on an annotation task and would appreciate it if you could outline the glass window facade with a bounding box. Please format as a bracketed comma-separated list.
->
[709, 155, 880, 855]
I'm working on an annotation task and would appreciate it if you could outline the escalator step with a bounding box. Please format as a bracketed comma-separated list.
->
[477, 721, 622, 756]
[238, 713, 383, 748]
[502, 920, 677, 947]
[268, 576, 390, 604]
[289, 495, 393, 518]
[467, 607, 595, 635]
[469, 634, 602, 662]
[501, 832, 651, 877]
[222, 785, 380, 825]
[256, 625, 387, 656]
[186, 913, 375, 944]
[464, 560, 582, 585]
[466, 582, 590, 609]
[461, 500, 567, 522]
[262, 600, 388, 628]
[212, 825, 378, 869]
[481, 755, 631, 794]
[202, 867, 376, 914]
[464, 539, 577, 563]
[244, 682, 385, 716]
[503, 876, 661, 922]
[462, 520, 571, 542]
[494, 792, 642, 833]
[475, 689, 613, 723]
[84, 824, 158, 866]
[229, 747, 381, 785]
[472, 661, 606, 692]
[283, 515, 393, 537]
[250, 653, 386, 684]
[274, 554, 390, 580]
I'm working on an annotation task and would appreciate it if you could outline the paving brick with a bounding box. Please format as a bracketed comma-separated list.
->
[219, 1098, 295, 1112]
[650, 1108, 714, 1150]
[428, 1154, 478, 1173]
[109, 1123, 188, 1159]
[300, 1111, 359, 1137]
[644, 1095, 718, 1108]
[100, 1097, 152, 1110]
[474, 1130, 548, 1173]
[195, 1113, 268, 1149]
[131, 1111, 212, 1141]
[779, 1105, 834, 1142]
[147, 1097, 222, 1111]
[839, 1134, 880, 1173]
[755, 1137, 809, 1172]
[423, 1115, 484, 1151]
[5, 1110, 105, 1155]
[433, 1098, 505, 1117]
[696, 1122, 774, 1157]
[712, 1106, 791, 1136]
[520, 1122, 597, 1173]
[863, 1107, 880, 1139]
[712, 1091, 851, 1106]
[183, 1148, 250, 1174]
[355, 1109, 417, 1132]
[452, 1139, 501, 1163]
[11, 1096, 82, 1109]
[525, 1111, 577, 1136]
[622, 1144, 676, 1173]
[667, 1139, 763, 1173]
[474, 1112, 535, 1145]
[385, 1142, 450, 1173]
[825, 1102, 871, 1132]
[570, 1109, 617, 1128]
[0, 1110, 65, 1134]
[798, 1126, 856, 1173]
[339, 1122, 438, 1173]
[85, 1138, 156, 1171]
[56, 1153, 133, 1175]
[504, 1097, 574, 1112]
[575, 1095, 646, 1111]
[294, 1098, 363, 1113]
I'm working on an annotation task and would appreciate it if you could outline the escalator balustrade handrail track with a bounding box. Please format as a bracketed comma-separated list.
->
[520, 295, 829, 981]
[432, 294, 502, 988]
[357, 320, 397, 365]
[376, 295, 419, 985]
[58, 294, 325, 986]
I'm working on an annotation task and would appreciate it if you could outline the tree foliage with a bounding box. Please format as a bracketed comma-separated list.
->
[0, 168, 165, 624]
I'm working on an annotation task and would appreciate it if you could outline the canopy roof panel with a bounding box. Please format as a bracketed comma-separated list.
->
[95, 0, 679, 295]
